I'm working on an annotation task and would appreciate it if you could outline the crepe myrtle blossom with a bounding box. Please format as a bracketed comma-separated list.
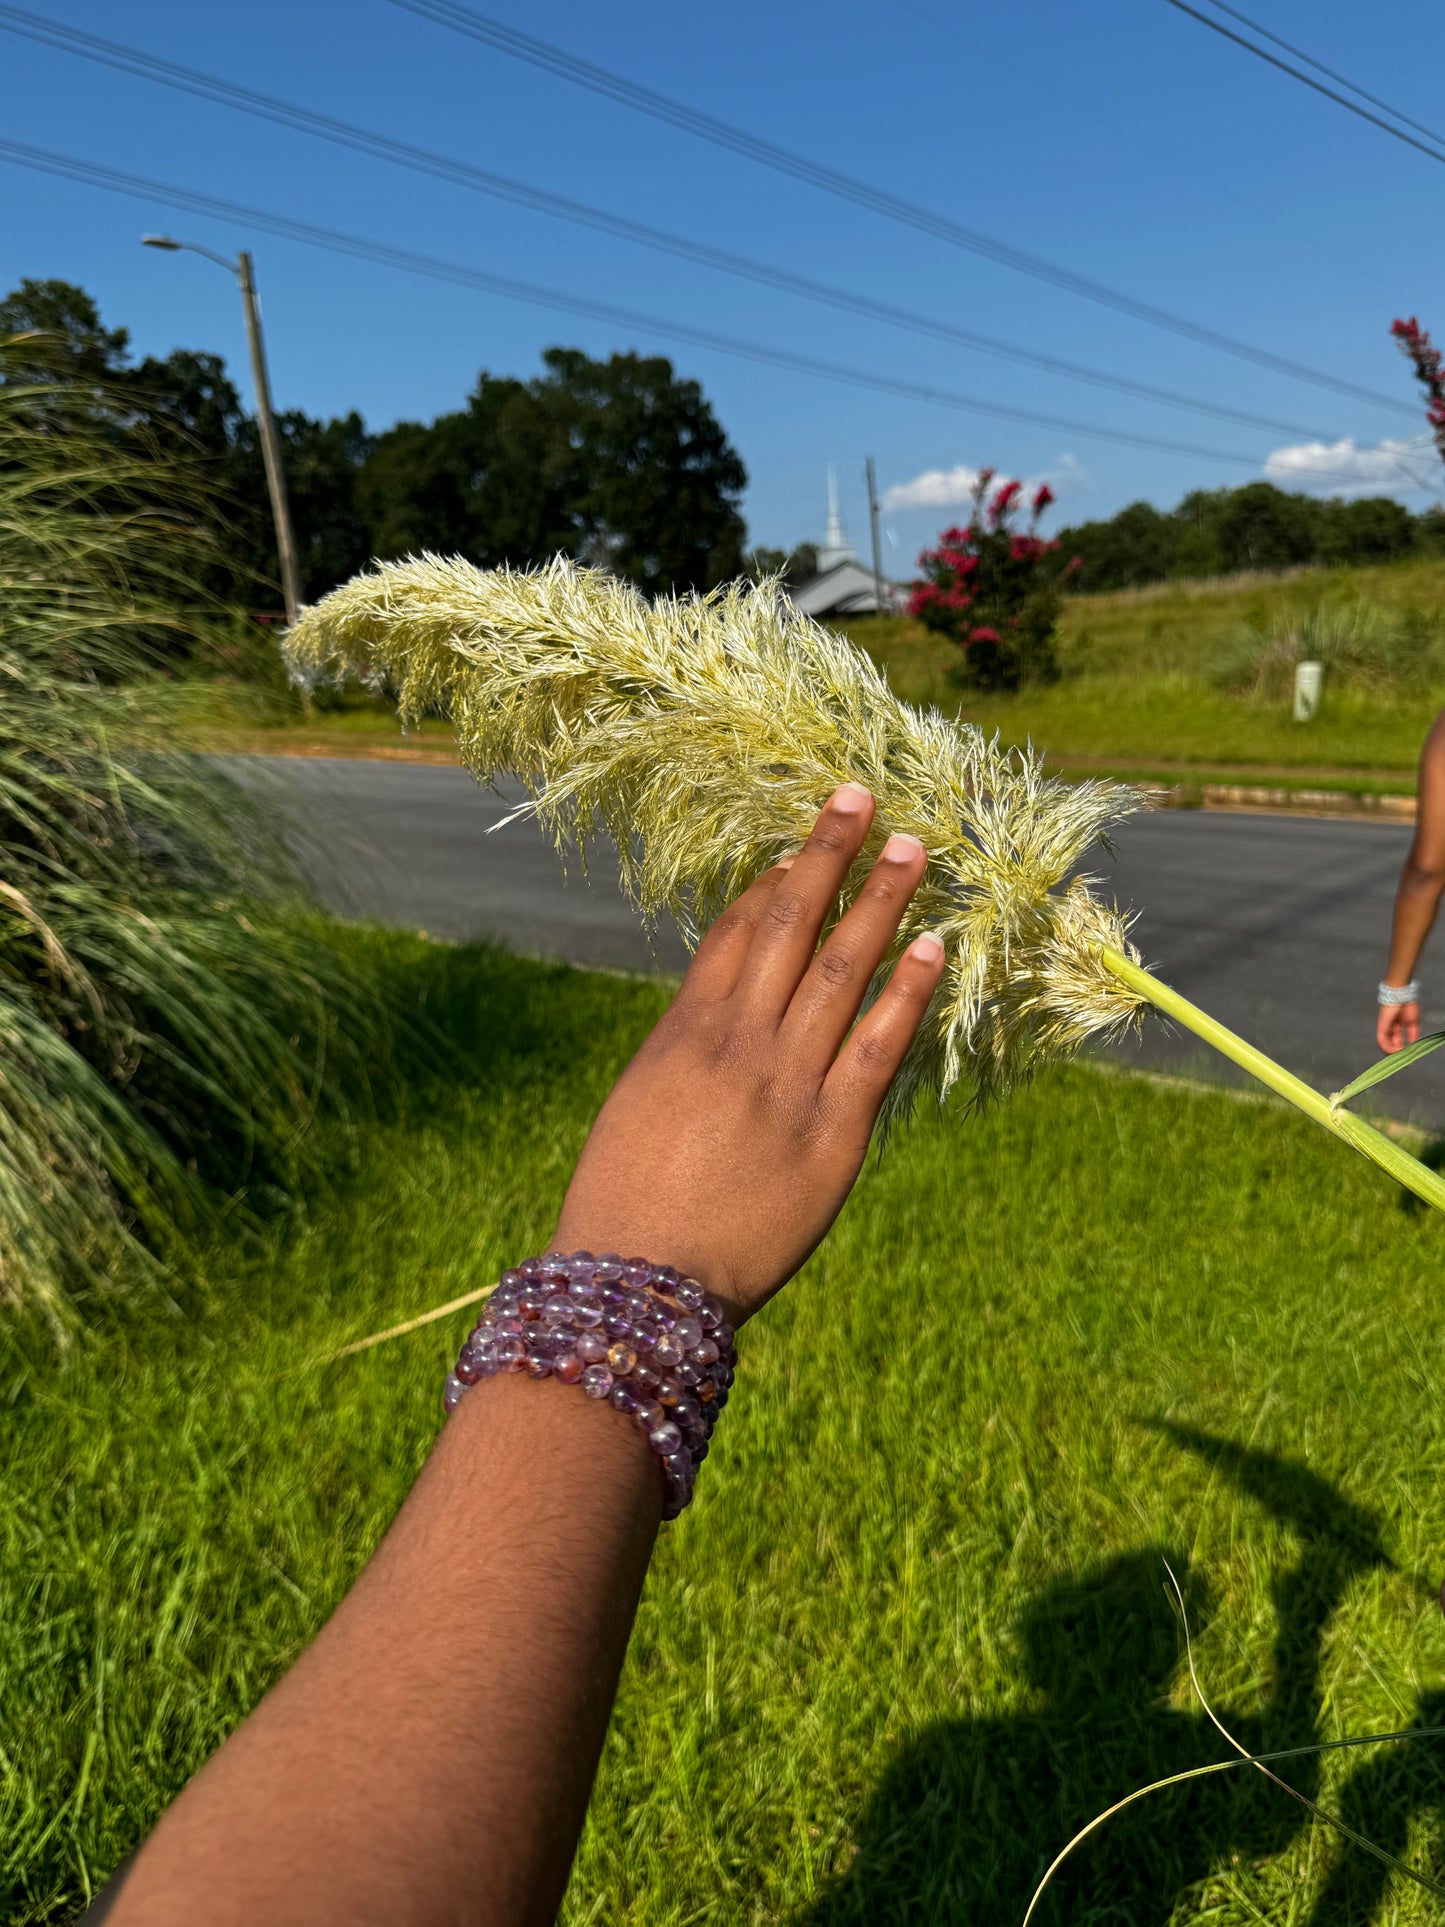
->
[908, 469, 1069, 692]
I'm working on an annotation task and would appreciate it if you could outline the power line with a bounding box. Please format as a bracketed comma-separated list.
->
[0, 2, 1347, 445]
[1160, 0, 1445, 166]
[0, 134, 1402, 488]
[384, 0, 1416, 417]
[1202, 0, 1445, 152]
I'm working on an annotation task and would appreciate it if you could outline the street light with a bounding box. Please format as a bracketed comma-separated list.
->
[142, 234, 302, 626]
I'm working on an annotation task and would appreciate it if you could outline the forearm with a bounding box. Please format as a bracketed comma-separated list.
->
[1385, 865, 1445, 984]
[107, 1371, 662, 1927]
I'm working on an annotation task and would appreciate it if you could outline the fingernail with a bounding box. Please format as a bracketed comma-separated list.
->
[882, 832, 926, 862]
[909, 930, 946, 961]
[775, 856, 796, 871]
[831, 783, 872, 813]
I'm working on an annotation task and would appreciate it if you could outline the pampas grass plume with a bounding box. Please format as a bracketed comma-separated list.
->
[285, 555, 1148, 1119]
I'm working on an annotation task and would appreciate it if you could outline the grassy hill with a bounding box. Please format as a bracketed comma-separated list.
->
[846, 553, 1445, 790]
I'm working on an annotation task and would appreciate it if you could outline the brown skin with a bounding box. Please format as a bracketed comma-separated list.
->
[1380, 710, 1445, 1052]
[103, 784, 944, 1927]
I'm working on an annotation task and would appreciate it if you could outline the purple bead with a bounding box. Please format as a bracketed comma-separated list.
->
[673, 1394, 702, 1426]
[656, 1375, 683, 1406]
[651, 1302, 677, 1332]
[553, 1350, 583, 1384]
[443, 1372, 465, 1412]
[635, 1398, 665, 1431]
[674, 1316, 703, 1352]
[698, 1379, 716, 1405]
[607, 1342, 638, 1375]
[498, 1268, 524, 1289]
[676, 1358, 702, 1389]
[496, 1316, 526, 1337]
[494, 1335, 525, 1371]
[698, 1300, 721, 1331]
[574, 1329, 609, 1364]
[625, 1290, 653, 1318]
[525, 1354, 552, 1378]
[594, 1265, 624, 1288]
[633, 1361, 661, 1394]
[569, 1249, 596, 1265]
[694, 1337, 720, 1366]
[519, 1257, 544, 1278]
[456, 1354, 483, 1386]
[648, 1421, 684, 1456]
[543, 1295, 576, 1326]
[600, 1286, 628, 1312]
[655, 1265, 681, 1290]
[568, 1277, 600, 1304]
[716, 1321, 734, 1347]
[630, 1324, 657, 1353]
[603, 1312, 632, 1339]
[610, 1381, 641, 1416]
[581, 1364, 614, 1399]
[675, 1278, 704, 1311]
[572, 1300, 603, 1330]
[654, 1333, 684, 1369]
[518, 1285, 549, 1316]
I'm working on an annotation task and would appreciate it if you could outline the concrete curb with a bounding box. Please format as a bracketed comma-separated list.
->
[1162, 782, 1415, 822]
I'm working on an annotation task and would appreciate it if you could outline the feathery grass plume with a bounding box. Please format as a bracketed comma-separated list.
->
[0, 333, 376, 1328]
[286, 554, 1149, 1116]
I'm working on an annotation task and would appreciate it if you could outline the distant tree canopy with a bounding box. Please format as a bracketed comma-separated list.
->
[0, 279, 748, 606]
[1058, 480, 1442, 593]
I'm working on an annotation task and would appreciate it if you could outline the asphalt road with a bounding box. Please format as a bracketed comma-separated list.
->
[249, 755, 1439, 1121]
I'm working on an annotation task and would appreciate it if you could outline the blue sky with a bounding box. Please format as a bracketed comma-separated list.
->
[3, 0, 1443, 564]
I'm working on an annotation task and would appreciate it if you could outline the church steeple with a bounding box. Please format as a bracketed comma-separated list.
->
[817, 466, 854, 571]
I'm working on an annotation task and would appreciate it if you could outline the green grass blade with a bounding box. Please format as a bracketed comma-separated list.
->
[1330, 1031, 1445, 1108]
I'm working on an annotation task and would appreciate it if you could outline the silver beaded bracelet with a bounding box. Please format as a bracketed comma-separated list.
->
[1378, 980, 1421, 1007]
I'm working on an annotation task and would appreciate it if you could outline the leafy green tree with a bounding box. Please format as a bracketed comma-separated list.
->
[0, 278, 129, 384]
[359, 348, 747, 593]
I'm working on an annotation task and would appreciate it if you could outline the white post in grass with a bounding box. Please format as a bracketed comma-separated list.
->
[1293, 659, 1323, 722]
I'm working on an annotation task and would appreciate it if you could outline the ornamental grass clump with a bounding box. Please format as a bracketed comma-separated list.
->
[0, 334, 368, 1327]
[286, 553, 1445, 1216]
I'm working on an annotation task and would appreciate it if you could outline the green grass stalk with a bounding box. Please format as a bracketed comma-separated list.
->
[1101, 946, 1445, 1216]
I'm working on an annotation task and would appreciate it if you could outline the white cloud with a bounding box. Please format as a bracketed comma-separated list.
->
[882, 464, 984, 512]
[1262, 436, 1434, 495]
[882, 454, 1089, 513]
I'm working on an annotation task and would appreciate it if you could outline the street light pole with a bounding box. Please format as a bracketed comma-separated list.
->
[235, 252, 302, 626]
[142, 235, 303, 626]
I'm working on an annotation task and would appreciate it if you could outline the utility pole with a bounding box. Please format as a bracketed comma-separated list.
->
[143, 235, 303, 626]
[237, 252, 302, 627]
[864, 456, 886, 616]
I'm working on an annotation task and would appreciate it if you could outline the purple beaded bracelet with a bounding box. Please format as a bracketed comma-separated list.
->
[444, 1252, 736, 1518]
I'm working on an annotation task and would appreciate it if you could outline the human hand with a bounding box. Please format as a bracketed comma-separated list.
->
[553, 784, 945, 1327]
[1377, 998, 1421, 1053]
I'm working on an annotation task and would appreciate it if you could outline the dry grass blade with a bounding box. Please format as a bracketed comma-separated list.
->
[1020, 1560, 1445, 1925]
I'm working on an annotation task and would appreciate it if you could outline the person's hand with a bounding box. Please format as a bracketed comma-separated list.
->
[553, 784, 945, 1326]
[1377, 998, 1421, 1053]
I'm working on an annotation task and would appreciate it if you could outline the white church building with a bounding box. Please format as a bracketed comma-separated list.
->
[787, 470, 908, 619]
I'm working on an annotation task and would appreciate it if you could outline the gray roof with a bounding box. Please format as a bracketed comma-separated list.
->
[788, 557, 907, 618]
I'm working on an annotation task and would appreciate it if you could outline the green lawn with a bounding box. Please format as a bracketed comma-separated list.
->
[9, 933, 1445, 1925]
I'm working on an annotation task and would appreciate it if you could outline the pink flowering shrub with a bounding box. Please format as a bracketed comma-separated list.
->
[908, 470, 1074, 691]
[1391, 316, 1445, 469]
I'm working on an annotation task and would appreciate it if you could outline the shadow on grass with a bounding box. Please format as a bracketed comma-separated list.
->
[798, 1425, 1443, 1925]
[1397, 1136, 1445, 1217]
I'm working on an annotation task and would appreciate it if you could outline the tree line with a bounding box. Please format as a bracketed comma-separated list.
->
[0, 278, 750, 608]
[1056, 481, 1445, 594]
